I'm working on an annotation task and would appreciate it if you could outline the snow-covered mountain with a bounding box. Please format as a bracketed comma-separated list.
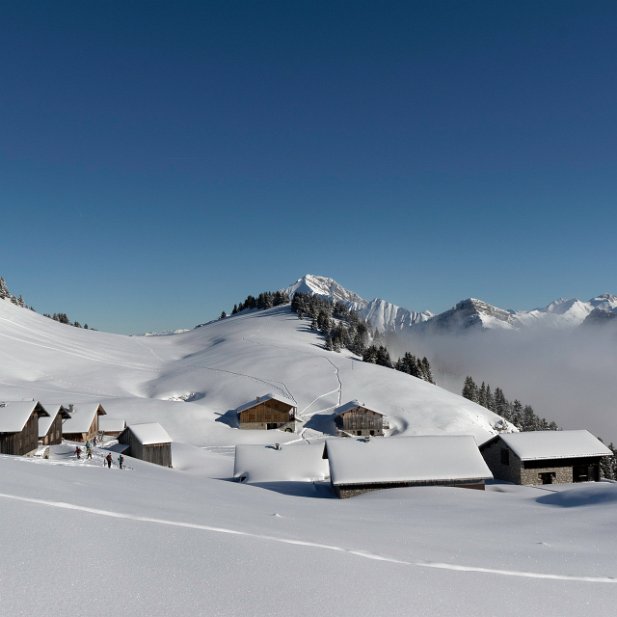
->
[2, 280, 617, 617]
[284, 274, 433, 332]
[284, 274, 617, 334]
[0, 293, 507, 445]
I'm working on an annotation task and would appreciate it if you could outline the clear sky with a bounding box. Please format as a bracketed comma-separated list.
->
[1, 1, 615, 334]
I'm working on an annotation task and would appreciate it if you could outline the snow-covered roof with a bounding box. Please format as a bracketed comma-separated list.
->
[62, 403, 106, 435]
[0, 401, 48, 433]
[334, 400, 383, 416]
[38, 404, 70, 437]
[127, 423, 172, 445]
[235, 393, 296, 414]
[98, 416, 126, 433]
[498, 430, 612, 461]
[324, 435, 492, 486]
[234, 443, 329, 483]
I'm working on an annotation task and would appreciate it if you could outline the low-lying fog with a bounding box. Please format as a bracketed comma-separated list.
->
[393, 325, 617, 444]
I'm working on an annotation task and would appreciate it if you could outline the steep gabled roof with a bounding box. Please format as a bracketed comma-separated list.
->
[38, 403, 71, 438]
[62, 403, 106, 435]
[125, 422, 172, 445]
[498, 430, 612, 461]
[334, 400, 383, 416]
[0, 401, 49, 433]
[236, 393, 296, 414]
[324, 435, 492, 486]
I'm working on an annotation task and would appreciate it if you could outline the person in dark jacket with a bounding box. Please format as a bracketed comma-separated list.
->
[105, 452, 112, 469]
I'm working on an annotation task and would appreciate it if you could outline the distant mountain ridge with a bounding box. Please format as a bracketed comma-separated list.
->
[284, 275, 433, 333]
[284, 275, 617, 334]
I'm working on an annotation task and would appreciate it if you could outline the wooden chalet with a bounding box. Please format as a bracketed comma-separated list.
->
[334, 400, 385, 437]
[323, 435, 492, 498]
[38, 404, 71, 446]
[480, 430, 612, 485]
[62, 403, 107, 442]
[118, 423, 172, 467]
[0, 401, 50, 455]
[236, 393, 296, 431]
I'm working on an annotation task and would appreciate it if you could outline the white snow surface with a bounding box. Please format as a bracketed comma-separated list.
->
[0, 400, 47, 432]
[37, 403, 67, 437]
[127, 421, 172, 445]
[233, 442, 329, 483]
[98, 415, 126, 433]
[1, 297, 617, 616]
[62, 403, 105, 434]
[325, 435, 493, 485]
[499, 430, 612, 461]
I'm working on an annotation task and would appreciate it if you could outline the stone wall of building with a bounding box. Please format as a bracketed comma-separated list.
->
[480, 439, 521, 484]
[520, 464, 572, 485]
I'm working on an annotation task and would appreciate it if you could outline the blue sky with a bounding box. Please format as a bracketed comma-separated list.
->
[1, 1, 615, 333]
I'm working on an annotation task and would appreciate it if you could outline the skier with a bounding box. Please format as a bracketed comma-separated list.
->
[75, 446, 82, 460]
[118, 453, 124, 470]
[86, 444, 93, 459]
[105, 452, 112, 469]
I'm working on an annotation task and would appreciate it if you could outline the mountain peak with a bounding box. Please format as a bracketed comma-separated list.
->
[285, 274, 366, 305]
[283, 275, 431, 333]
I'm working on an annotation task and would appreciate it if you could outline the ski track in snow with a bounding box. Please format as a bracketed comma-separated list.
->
[325, 358, 343, 407]
[1, 491, 615, 585]
[194, 365, 293, 402]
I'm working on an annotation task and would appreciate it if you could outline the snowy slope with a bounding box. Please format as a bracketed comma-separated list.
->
[1, 453, 617, 617]
[2, 295, 617, 617]
[0, 297, 508, 449]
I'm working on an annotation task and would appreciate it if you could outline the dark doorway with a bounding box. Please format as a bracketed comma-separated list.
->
[539, 472, 556, 485]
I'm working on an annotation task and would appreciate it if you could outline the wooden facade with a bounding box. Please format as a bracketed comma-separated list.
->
[63, 404, 106, 443]
[40, 412, 65, 446]
[0, 402, 49, 456]
[118, 425, 172, 468]
[237, 396, 296, 431]
[335, 402, 385, 437]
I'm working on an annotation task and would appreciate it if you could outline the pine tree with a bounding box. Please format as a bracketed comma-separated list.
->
[362, 345, 379, 364]
[462, 376, 478, 402]
[478, 382, 487, 408]
[420, 357, 435, 384]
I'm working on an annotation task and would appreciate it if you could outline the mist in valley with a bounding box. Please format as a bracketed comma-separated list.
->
[391, 325, 617, 444]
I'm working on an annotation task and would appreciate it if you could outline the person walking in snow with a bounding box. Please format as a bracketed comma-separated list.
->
[75, 446, 82, 460]
[105, 452, 112, 469]
[118, 454, 124, 470]
[86, 444, 93, 459]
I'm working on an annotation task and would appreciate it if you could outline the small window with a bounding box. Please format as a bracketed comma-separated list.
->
[500, 448, 509, 465]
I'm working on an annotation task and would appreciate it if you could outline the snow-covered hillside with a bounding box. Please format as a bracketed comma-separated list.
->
[2, 293, 617, 617]
[0, 296, 505, 449]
